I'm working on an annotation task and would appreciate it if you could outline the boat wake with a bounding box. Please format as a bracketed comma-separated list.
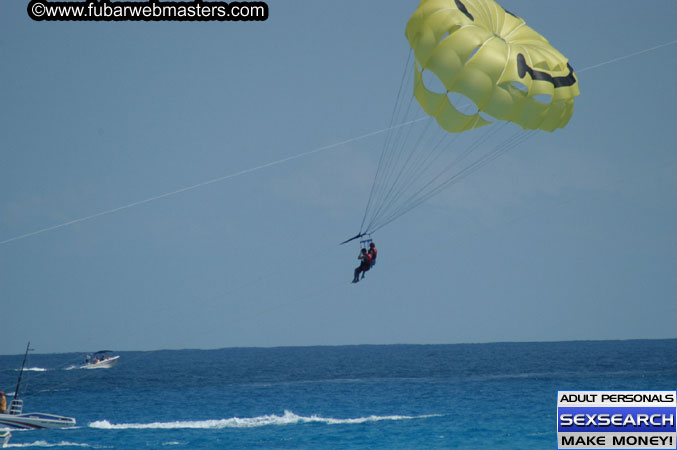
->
[89, 410, 441, 429]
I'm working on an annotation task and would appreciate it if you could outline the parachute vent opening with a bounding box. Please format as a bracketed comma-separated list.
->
[421, 69, 448, 94]
[447, 91, 479, 115]
[439, 25, 461, 43]
[463, 46, 482, 64]
[532, 93, 552, 104]
[478, 110, 494, 122]
[500, 81, 528, 96]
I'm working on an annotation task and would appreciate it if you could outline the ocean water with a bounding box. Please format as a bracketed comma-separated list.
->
[1, 340, 676, 449]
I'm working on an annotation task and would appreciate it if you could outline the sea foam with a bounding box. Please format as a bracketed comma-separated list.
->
[5, 440, 93, 448]
[88, 410, 440, 429]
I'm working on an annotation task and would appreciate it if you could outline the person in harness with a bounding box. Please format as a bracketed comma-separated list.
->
[368, 242, 377, 268]
[352, 248, 372, 283]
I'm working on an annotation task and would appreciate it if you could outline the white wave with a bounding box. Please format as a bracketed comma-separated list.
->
[6, 441, 93, 448]
[89, 410, 440, 430]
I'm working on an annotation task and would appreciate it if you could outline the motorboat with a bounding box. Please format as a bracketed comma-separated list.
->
[0, 399, 76, 429]
[0, 430, 10, 447]
[81, 350, 119, 369]
[0, 343, 76, 430]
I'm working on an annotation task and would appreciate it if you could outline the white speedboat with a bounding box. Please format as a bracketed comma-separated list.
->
[0, 430, 10, 448]
[81, 350, 119, 369]
[0, 343, 76, 430]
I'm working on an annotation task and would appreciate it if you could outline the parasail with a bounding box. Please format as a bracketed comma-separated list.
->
[407, 0, 579, 133]
[347, 0, 580, 243]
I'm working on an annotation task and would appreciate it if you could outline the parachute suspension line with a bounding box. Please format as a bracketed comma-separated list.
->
[379, 128, 530, 230]
[375, 128, 504, 230]
[366, 106, 436, 229]
[365, 117, 504, 233]
[379, 103, 486, 216]
[365, 128, 455, 233]
[369, 128, 536, 234]
[361, 51, 481, 236]
[415, 128, 535, 206]
[360, 48, 529, 236]
[365, 87, 424, 232]
[367, 123, 505, 232]
[359, 49, 415, 233]
[360, 78, 541, 236]
[367, 93, 419, 227]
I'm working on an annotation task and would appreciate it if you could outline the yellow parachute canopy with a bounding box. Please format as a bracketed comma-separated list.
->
[406, 0, 580, 132]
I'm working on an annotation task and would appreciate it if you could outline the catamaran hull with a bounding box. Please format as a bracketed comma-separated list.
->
[0, 412, 76, 429]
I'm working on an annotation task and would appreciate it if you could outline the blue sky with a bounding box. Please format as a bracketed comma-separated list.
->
[1, 1, 676, 354]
